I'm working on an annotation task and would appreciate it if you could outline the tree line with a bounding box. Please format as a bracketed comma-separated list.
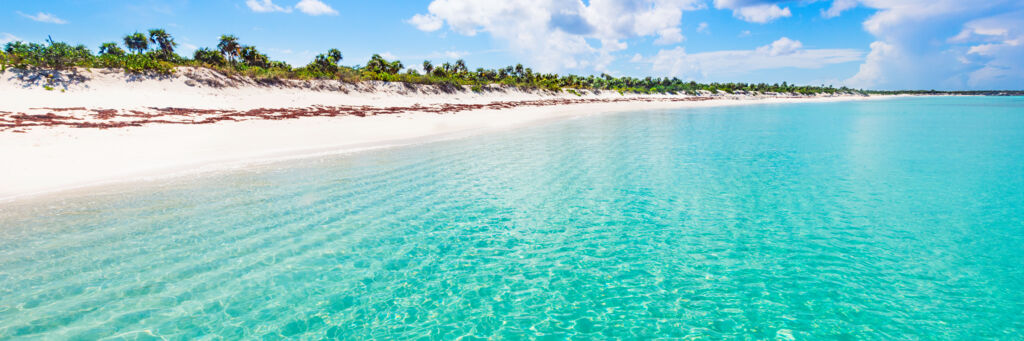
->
[2, 29, 876, 95]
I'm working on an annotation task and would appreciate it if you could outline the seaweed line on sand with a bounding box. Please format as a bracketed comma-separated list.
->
[1, 97, 712, 132]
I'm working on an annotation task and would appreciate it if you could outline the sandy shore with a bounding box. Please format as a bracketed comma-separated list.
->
[1, 67, 888, 201]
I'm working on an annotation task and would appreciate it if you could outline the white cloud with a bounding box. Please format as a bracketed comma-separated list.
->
[246, 0, 291, 13]
[408, 14, 443, 32]
[654, 28, 684, 45]
[295, 0, 338, 16]
[956, 11, 1024, 88]
[380, 52, 398, 60]
[17, 11, 67, 24]
[844, 1, 1024, 89]
[444, 50, 466, 59]
[713, 0, 791, 23]
[845, 41, 897, 88]
[739, 30, 751, 37]
[697, 22, 709, 34]
[822, 0, 857, 19]
[1, 33, 19, 44]
[756, 37, 802, 56]
[408, 0, 704, 72]
[735, 4, 791, 23]
[638, 38, 863, 81]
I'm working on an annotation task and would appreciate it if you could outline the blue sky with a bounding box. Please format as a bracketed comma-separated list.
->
[2, 0, 1022, 90]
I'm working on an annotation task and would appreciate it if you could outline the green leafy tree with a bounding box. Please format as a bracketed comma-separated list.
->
[123, 32, 149, 54]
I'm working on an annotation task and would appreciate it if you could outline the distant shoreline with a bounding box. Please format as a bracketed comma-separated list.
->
[1, 67, 895, 202]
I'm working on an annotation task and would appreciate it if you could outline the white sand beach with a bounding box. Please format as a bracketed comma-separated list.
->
[0, 67, 886, 201]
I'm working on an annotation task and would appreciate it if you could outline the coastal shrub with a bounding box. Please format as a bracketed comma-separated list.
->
[2, 40, 91, 70]
[364, 54, 402, 75]
[239, 46, 270, 68]
[4, 41, 42, 68]
[41, 41, 92, 70]
[0, 30, 881, 96]
[95, 54, 174, 74]
[193, 48, 226, 67]
[98, 42, 126, 56]
[304, 48, 343, 78]
[0, 49, 8, 71]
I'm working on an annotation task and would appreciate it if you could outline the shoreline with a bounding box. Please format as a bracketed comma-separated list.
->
[0, 68, 893, 202]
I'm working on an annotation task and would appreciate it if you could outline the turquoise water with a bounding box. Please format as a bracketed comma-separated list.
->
[2, 97, 1023, 339]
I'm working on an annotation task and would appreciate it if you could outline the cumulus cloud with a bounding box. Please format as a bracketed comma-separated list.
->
[407, 0, 704, 72]
[407, 14, 443, 32]
[842, 0, 1024, 89]
[713, 0, 791, 23]
[822, 0, 857, 19]
[845, 41, 897, 88]
[756, 36, 801, 55]
[637, 37, 863, 81]
[294, 0, 338, 16]
[246, 0, 291, 13]
[654, 27, 685, 45]
[954, 10, 1024, 88]
[17, 11, 67, 24]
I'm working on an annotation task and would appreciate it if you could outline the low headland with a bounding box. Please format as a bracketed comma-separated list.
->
[1, 31, 1012, 201]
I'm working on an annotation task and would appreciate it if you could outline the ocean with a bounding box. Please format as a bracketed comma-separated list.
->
[2, 96, 1022, 339]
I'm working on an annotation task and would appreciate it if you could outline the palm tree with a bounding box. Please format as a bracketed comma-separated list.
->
[387, 60, 403, 74]
[123, 32, 148, 54]
[326, 49, 342, 64]
[309, 48, 343, 75]
[193, 48, 226, 66]
[422, 60, 433, 75]
[455, 59, 467, 75]
[217, 35, 240, 63]
[147, 29, 177, 57]
[98, 42, 125, 56]
[239, 46, 269, 68]
[366, 54, 387, 74]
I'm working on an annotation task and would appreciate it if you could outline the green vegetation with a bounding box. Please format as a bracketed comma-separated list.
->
[5, 29, 1017, 95]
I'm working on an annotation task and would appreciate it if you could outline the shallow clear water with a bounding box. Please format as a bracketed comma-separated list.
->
[2, 97, 1023, 339]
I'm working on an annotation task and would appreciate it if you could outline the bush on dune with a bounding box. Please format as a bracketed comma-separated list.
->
[0, 29, 874, 95]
